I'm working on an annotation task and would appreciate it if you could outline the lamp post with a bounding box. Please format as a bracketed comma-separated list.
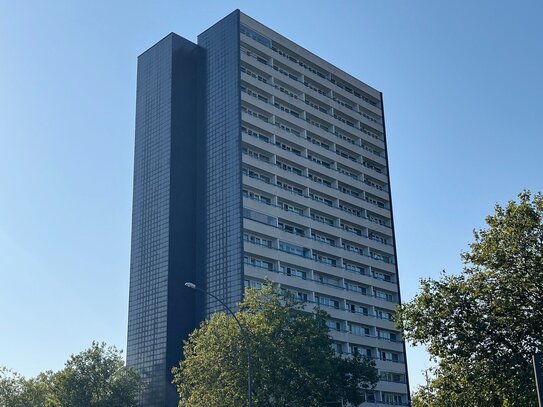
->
[184, 282, 253, 407]
[534, 353, 543, 407]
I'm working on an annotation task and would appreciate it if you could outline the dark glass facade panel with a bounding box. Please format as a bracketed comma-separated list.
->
[127, 33, 204, 407]
[198, 10, 244, 316]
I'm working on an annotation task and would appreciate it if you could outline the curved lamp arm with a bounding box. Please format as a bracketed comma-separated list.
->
[184, 282, 253, 407]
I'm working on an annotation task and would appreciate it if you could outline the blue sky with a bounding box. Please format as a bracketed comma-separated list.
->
[0, 0, 541, 391]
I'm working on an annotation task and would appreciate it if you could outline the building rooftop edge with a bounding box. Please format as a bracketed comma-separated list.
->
[137, 32, 200, 59]
[238, 10, 381, 98]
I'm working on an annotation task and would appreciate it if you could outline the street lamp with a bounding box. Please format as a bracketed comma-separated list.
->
[534, 353, 543, 407]
[184, 282, 253, 407]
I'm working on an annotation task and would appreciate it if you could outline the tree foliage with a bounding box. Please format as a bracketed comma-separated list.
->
[0, 342, 142, 407]
[172, 283, 378, 407]
[397, 191, 543, 407]
[0, 368, 52, 407]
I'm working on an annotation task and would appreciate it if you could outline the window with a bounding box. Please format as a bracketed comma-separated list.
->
[339, 184, 360, 197]
[276, 140, 302, 155]
[243, 233, 272, 248]
[242, 167, 270, 183]
[274, 101, 300, 118]
[364, 178, 385, 192]
[326, 320, 341, 332]
[348, 303, 368, 315]
[317, 274, 340, 287]
[276, 160, 303, 176]
[307, 153, 331, 168]
[272, 63, 300, 82]
[360, 126, 382, 141]
[332, 342, 343, 354]
[373, 270, 392, 282]
[376, 309, 394, 321]
[278, 221, 305, 236]
[368, 212, 389, 227]
[380, 350, 399, 362]
[290, 290, 308, 302]
[349, 345, 372, 358]
[308, 173, 332, 187]
[244, 256, 273, 271]
[378, 330, 398, 342]
[306, 133, 330, 150]
[311, 212, 334, 226]
[277, 180, 303, 195]
[243, 189, 271, 205]
[366, 195, 386, 209]
[240, 46, 269, 66]
[311, 232, 335, 246]
[340, 222, 363, 236]
[306, 116, 329, 131]
[276, 122, 300, 137]
[275, 83, 300, 100]
[241, 85, 269, 103]
[364, 392, 376, 403]
[240, 66, 269, 84]
[241, 105, 269, 123]
[243, 208, 276, 226]
[380, 372, 404, 383]
[375, 289, 394, 302]
[279, 201, 304, 215]
[242, 146, 270, 162]
[342, 241, 364, 255]
[309, 192, 333, 207]
[315, 295, 340, 309]
[244, 279, 263, 290]
[312, 252, 336, 266]
[336, 148, 358, 162]
[345, 282, 367, 295]
[371, 251, 392, 264]
[278, 241, 306, 257]
[343, 262, 365, 275]
[241, 125, 270, 142]
[279, 265, 307, 280]
[383, 393, 403, 405]
[240, 24, 271, 48]
[348, 323, 370, 337]
[338, 166, 358, 180]
[304, 97, 329, 114]
[339, 202, 362, 217]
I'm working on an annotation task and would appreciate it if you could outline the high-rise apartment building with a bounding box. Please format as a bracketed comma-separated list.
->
[127, 10, 409, 407]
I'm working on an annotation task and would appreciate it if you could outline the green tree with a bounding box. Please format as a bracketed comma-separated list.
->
[0, 342, 142, 407]
[0, 368, 53, 407]
[172, 283, 378, 407]
[397, 191, 543, 407]
[51, 342, 142, 407]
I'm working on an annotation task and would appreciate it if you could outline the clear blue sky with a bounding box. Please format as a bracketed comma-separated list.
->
[1, 0, 541, 391]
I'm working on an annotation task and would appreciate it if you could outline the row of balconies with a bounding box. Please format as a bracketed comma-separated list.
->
[242, 162, 390, 217]
[243, 205, 393, 256]
[239, 28, 382, 113]
[242, 180, 392, 236]
[241, 56, 384, 148]
[240, 72, 383, 143]
[242, 141, 389, 197]
[240, 100, 387, 180]
[242, 267, 400, 333]
[245, 258, 396, 312]
[244, 264, 397, 322]
[241, 123, 387, 199]
[241, 111, 387, 185]
[243, 226, 395, 277]
[240, 71, 385, 153]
